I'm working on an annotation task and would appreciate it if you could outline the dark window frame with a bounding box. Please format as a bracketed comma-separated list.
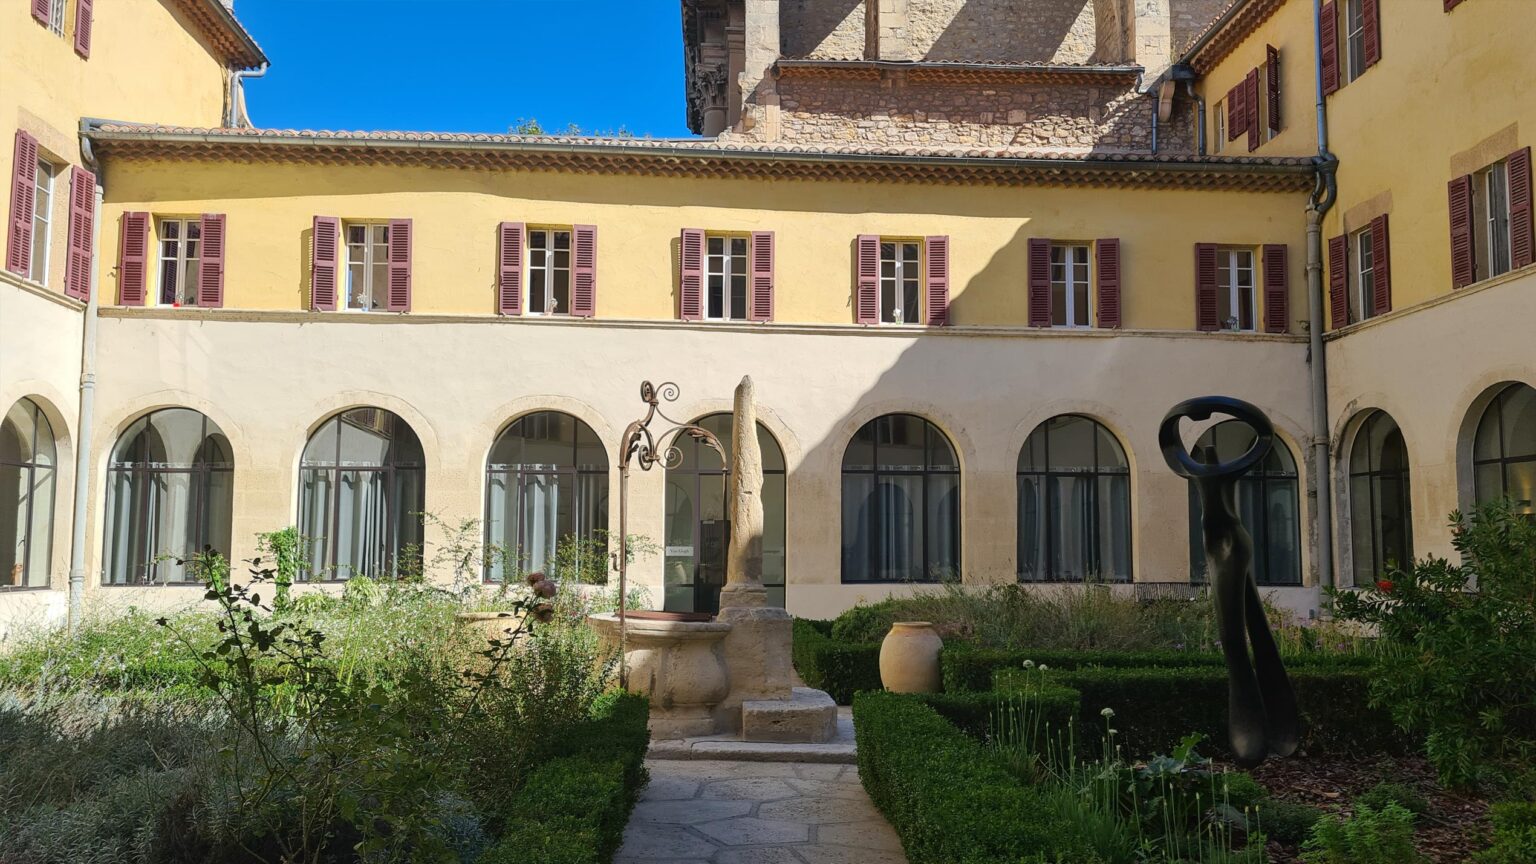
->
[483, 411, 609, 583]
[1017, 414, 1133, 584]
[1348, 410, 1413, 584]
[841, 414, 960, 584]
[1, 398, 57, 590]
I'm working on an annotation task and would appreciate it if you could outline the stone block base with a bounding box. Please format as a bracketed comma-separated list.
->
[741, 687, 837, 743]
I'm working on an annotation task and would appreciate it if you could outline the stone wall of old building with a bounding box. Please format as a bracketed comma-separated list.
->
[770, 73, 1169, 152]
[1171, 0, 1230, 56]
[781, 0, 865, 58]
[903, 0, 1099, 63]
[1092, 0, 1133, 63]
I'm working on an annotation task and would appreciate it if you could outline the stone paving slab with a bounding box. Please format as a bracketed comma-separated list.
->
[616, 759, 908, 864]
[648, 709, 858, 765]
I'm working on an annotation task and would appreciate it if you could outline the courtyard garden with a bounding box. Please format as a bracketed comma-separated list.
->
[0, 527, 651, 864]
[797, 502, 1536, 863]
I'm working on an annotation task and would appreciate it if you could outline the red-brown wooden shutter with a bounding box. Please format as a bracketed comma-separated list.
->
[679, 228, 704, 320]
[1262, 243, 1289, 333]
[855, 234, 879, 324]
[1370, 214, 1391, 315]
[1226, 84, 1245, 142]
[1328, 233, 1348, 328]
[1445, 0, 1464, 10]
[1096, 238, 1121, 328]
[750, 230, 774, 322]
[1194, 243, 1218, 331]
[74, 0, 93, 58]
[1266, 45, 1281, 136]
[31, 0, 49, 26]
[1509, 147, 1534, 270]
[64, 167, 94, 300]
[197, 213, 225, 307]
[1321, 1, 1340, 95]
[571, 224, 596, 317]
[496, 222, 524, 315]
[1245, 68, 1261, 152]
[6, 131, 39, 277]
[1362, 0, 1381, 68]
[117, 211, 150, 306]
[385, 218, 411, 312]
[1447, 175, 1475, 288]
[924, 235, 949, 326]
[311, 215, 339, 311]
[1027, 238, 1051, 327]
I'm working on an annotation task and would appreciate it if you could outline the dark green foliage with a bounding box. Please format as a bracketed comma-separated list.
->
[1300, 802, 1424, 864]
[1331, 500, 1536, 786]
[852, 691, 1096, 863]
[919, 685, 1080, 741]
[1354, 781, 1429, 819]
[791, 618, 881, 704]
[1255, 798, 1324, 844]
[1474, 801, 1536, 864]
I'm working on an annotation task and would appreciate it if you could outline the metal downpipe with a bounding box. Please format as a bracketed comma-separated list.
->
[67, 159, 102, 631]
[1307, 0, 1339, 596]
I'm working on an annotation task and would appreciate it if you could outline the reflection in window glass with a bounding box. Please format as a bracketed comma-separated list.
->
[1185, 420, 1301, 586]
[1018, 415, 1131, 583]
[1348, 411, 1411, 584]
[1473, 384, 1536, 514]
[104, 408, 233, 584]
[300, 408, 423, 580]
[1, 399, 56, 588]
[842, 414, 959, 583]
[485, 412, 608, 583]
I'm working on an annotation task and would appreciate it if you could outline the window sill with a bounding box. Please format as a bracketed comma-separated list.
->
[100, 582, 204, 588]
[0, 268, 84, 311]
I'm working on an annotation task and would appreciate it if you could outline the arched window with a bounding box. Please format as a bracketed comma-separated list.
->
[1473, 383, 1536, 514]
[1018, 415, 1131, 582]
[1185, 420, 1301, 586]
[1, 399, 57, 588]
[842, 414, 959, 583]
[485, 411, 608, 583]
[1349, 411, 1412, 583]
[663, 413, 786, 613]
[105, 408, 233, 584]
[300, 408, 424, 581]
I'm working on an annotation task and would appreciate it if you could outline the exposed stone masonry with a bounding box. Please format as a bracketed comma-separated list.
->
[782, 0, 865, 59]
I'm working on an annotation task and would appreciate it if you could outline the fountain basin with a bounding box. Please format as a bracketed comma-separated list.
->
[589, 612, 733, 739]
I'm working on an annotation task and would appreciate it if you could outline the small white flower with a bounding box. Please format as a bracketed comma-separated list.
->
[1038, 664, 1049, 671]
[1101, 707, 1116, 718]
[1022, 660, 1036, 669]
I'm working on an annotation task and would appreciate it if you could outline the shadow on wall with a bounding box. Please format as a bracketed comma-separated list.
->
[781, 0, 864, 58]
[925, 0, 1094, 64]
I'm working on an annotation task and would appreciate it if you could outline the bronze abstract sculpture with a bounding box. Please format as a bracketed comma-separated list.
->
[1159, 396, 1300, 767]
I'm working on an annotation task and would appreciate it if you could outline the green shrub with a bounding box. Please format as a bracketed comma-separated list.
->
[1301, 802, 1424, 864]
[934, 675, 1080, 741]
[1332, 500, 1536, 786]
[1354, 781, 1429, 819]
[1475, 801, 1536, 864]
[853, 691, 1095, 863]
[1256, 798, 1324, 844]
[791, 618, 881, 704]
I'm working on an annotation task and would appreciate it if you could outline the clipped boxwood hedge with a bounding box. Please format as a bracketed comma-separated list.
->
[943, 642, 1369, 694]
[479, 692, 650, 864]
[914, 687, 1079, 741]
[995, 664, 1401, 758]
[792, 618, 881, 704]
[853, 691, 1096, 864]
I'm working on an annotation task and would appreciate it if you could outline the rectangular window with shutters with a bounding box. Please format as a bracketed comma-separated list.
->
[705, 234, 749, 320]
[1049, 243, 1091, 327]
[1352, 226, 1378, 322]
[156, 218, 201, 306]
[1213, 101, 1226, 153]
[527, 227, 572, 315]
[1473, 160, 1512, 281]
[48, 0, 66, 35]
[343, 222, 389, 312]
[1345, 0, 1366, 82]
[879, 240, 921, 324]
[1217, 248, 1256, 331]
[28, 158, 53, 285]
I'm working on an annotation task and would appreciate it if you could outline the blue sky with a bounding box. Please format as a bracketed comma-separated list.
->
[236, 1, 694, 137]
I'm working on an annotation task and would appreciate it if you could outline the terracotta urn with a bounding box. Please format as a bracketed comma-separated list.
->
[879, 621, 943, 693]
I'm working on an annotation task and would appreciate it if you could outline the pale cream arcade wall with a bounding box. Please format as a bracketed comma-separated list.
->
[27, 312, 1320, 625]
[1325, 265, 1536, 588]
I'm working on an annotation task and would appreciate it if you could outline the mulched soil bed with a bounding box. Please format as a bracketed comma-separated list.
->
[1226, 754, 1491, 863]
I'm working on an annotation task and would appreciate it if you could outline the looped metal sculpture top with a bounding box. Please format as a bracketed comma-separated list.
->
[1159, 396, 1299, 768]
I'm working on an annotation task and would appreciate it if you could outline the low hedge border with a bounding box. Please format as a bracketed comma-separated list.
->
[792, 619, 880, 704]
[480, 692, 650, 864]
[853, 690, 1094, 863]
[994, 665, 1402, 758]
[944, 643, 1370, 694]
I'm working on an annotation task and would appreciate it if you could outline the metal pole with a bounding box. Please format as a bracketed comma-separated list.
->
[67, 181, 102, 631]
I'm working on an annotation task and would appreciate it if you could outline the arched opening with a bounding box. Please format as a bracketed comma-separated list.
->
[662, 413, 786, 614]
[1018, 415, 1131, 583]
[105, 408, 233, 584]
[1472, 383, 1536, 514]
[1184, 420, 1301, 586]
[1, 398, 57, 588]
[485, 411, 609, 583]
[299, 407, 424, 581]
[1348, 410, 1412, 584]
[841, 414, 959, 583]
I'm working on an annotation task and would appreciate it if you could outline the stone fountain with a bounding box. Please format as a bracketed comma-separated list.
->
[590, 377, 837, 743]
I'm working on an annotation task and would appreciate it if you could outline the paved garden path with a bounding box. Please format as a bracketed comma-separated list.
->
[616, 759, 908, 864]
